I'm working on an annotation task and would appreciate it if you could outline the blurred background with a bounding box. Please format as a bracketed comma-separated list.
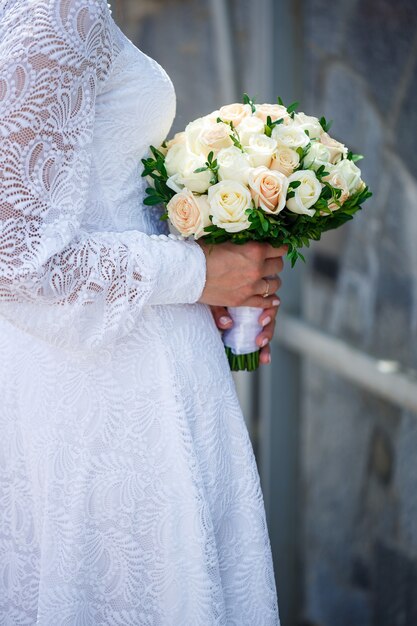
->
[111, 1, 417, 624]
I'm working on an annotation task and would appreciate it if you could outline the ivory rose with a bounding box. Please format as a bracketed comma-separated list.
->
[254, 103, 290, 124]
[217, 146, 252, 186]
[184, 117, 209, 154]
[165, 143, 189, 177]
[323, 172, 350, 211]
[270, 147, 300, 176]
[320, 132, 348, 164]
[167, 189, 211, 239]
[286, 170, 322, 217]
[165, 145, 212, 193]
[248, 166, 289, 215]
[198, 122, 234, 157]
[294, 112, 323, 139]
[208, 180, 252, 233]
[218, 103, 252, 127]
[165, 131, 186, 151]
[330, 159, 363, 194]
[237, 115, 266, 146]
[246, 134, 277, 167]
[272, 124, 310, 149]
[303, 142, 331, 171]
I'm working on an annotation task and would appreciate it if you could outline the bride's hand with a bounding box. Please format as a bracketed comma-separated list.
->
[210, 303, 280, 365]
[197, 241, 287, 308]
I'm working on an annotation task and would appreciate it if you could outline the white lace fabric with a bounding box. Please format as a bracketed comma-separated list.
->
[0, 0, 279, 623]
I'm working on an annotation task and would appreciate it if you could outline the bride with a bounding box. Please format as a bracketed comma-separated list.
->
[0, 0, 286, 623]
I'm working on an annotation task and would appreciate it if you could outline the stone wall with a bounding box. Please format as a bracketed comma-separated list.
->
[300, 1, 417, 625]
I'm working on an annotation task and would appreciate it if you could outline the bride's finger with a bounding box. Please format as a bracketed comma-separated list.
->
[210, 305, 233, 329]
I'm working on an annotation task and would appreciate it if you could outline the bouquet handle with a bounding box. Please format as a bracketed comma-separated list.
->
[222, 306, 263, 371]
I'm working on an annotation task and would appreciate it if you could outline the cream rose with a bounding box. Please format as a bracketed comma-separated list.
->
[218, 103, 252, 127]
[248, 166, 289, 215]
[165, 146, 212, 193]
[329, 159, 363, 194]
[293, 112, 323, 139]
[198, 122, 234, 157]
[167, 189, 211, 239]
[179, 155, 213, 194]
[286, 170, 322, 217]
[217, 146, 252, 186]
[320, 132, 348, 164]
[323, 172, 350, 211]
[237, 115, 266, 146]
[303, 142, 331, 171]
[254, 103, 290, 124]
[246, 134, 277, 167]
[270, 147, 300, 176]
[272, 124, 310, 149]
[165, 131, 186, 151]
[208, 180, 252, 233]
[184, 117, 209, 155]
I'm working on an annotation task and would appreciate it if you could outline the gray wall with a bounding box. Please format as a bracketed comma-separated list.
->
[301, 1, 417, 625]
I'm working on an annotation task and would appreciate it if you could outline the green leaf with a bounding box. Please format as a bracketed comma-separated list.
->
[194, 166, 208, 173]
[319, 116, 333, 133]
[277, 96, 284, 106]
[287, 101, 299, 114]
[289, 180, 301, 189]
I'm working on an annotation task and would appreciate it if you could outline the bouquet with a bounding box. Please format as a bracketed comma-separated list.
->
[141, 95, 371, 371]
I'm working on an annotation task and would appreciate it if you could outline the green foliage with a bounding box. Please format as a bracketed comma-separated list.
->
[264, 115, 284, 137]
[319, 116, 333, 132]
[347, 151, 364, 162]
[243, 93, 257, 113]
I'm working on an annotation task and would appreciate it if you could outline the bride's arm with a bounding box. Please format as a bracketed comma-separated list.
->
[0, 0, 206, 349]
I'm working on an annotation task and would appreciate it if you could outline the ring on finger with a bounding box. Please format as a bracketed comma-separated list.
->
[262, 278, 270, 298]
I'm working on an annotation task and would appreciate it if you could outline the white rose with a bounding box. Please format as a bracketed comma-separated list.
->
[329, 159, 363, 194]
[320, 132, 348, 164]
[237, 115, 266, 146]
[246, 134, 277, 168]
[166, 147, 212, 193]
[322, 172, 350, 212]
[248, 166, 289, 215]
[254, 103, 290, 124]
[167, 190, 211, 239]
[184, 117, 209, 155]
[303, 142, 331, 171]
[218, 103, 252, 127]
[165, 131, 186, 151]
[270, 147, 300, 177]
[198, 122, 234, 157]
[165, 143, 189, 177]
[286, 170, 322, 217]
[272, 124, 310, 149]
[208, 180, 252, 233]
[293, 112, 323, 139]
[217, 146, 252, 186]
[179, 154, 213, 194]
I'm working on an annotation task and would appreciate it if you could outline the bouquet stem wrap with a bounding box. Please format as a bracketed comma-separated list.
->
[223, 306, 262, 371]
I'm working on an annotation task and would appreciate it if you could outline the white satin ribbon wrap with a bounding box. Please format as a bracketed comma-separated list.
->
[222, 306, 262, 355]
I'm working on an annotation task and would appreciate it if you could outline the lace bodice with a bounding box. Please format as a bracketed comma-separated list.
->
[0, 0, 206, 349]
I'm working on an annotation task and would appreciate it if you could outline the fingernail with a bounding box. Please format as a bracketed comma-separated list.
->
[272, 298, 280, 306]
[261, 337, 269, 348]
[220, 316, 232, 326]
[261, 315, 271, 327]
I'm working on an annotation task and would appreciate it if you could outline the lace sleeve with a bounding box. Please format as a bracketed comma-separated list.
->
[0, 0, 206, 349]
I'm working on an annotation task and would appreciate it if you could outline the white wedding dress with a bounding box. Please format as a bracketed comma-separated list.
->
[0, 1, 279, 624]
